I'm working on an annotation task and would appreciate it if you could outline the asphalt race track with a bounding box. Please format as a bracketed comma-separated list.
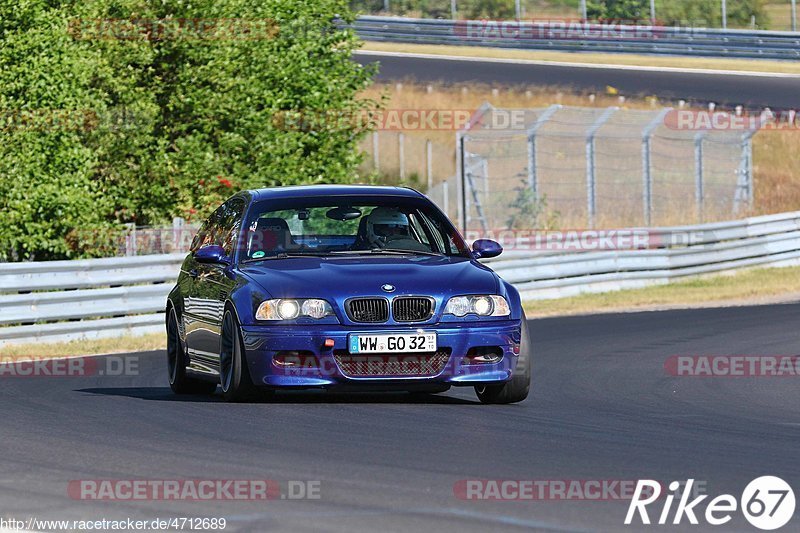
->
[2, 304, 799, 532]
[355, 52, 800, 109]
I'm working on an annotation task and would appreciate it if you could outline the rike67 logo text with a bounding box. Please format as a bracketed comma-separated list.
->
[625, 477, 795, 530]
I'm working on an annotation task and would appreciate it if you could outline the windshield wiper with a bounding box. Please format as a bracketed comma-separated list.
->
[329, 248, 445, 257]
[242, 252, 329, 263]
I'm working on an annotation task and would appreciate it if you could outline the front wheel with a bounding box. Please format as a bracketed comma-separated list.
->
[166, 308, 217, 395]
[220, 309, 263, 402]
[475, 312, 531, 404]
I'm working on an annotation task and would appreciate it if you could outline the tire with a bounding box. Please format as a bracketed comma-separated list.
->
[220, 309, 263, 402]
[475, 312, 531, 404]
[166, 308, 218, 395]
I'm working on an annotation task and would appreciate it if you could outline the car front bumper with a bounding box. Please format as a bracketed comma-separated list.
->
[240, 320, 522, 389]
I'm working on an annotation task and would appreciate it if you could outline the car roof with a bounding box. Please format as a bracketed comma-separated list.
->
[248, 184, 425, 201]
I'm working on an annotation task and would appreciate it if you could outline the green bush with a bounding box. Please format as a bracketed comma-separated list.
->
[0, 0, 376, 261]
[586, 0, 769, 27]
[655, 0, 769, 28]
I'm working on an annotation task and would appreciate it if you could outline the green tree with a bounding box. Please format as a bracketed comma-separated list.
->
[0, 0, 377, 261]
[654, 0, 769, 28]
[586, 0, 649, 21]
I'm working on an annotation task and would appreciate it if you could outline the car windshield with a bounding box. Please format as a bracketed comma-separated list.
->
[240, 197, 470, 261]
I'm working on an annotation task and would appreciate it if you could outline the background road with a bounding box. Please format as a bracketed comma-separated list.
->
[2, 304, 799, 532]
[356, 52, 800, 109]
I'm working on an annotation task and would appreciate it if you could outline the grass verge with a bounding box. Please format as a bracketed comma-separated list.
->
[524, 265, 800, 318]
[0, 333, 165, 361]
[361, 42, 800, 75]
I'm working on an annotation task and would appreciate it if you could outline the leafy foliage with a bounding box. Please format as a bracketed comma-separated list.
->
[505, 179, 559, 230]
[587, 0, 769, 26]
[0, 0, 376, 260]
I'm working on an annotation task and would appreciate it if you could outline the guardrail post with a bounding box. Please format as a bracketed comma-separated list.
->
[694, 132, 707, 222]
[526, 105, 561, 203]
[451, 0, 457, 19]
[641, 108, 671, 226]
[585, 107, 618, 228]
[793, 0, 797, 32]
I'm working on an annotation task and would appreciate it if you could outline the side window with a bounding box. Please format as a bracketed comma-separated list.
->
[190, 212, 221, 253]
[215, 198, 246, 256]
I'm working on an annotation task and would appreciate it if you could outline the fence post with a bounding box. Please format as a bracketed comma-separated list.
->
[721, 0, 727, 29]
[641, 108, 670, 226]
[125, 223, 137, 257]
[585, 107, 618, 228]
[398, 132, 405, 180]
[526, 104, 561, 203]
[451, 0, 457, 19]
[694, 132, 706, 222]
[443, 180, 450, 218]
[426, 139, 433, 191]
[172, 217, 184, 253]
[735, 119, 761, 213]
[456, 131, 466, 233]
[372, 131, 380, 172]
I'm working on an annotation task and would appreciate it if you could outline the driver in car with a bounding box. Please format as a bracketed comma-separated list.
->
[363, 207, 429, 252]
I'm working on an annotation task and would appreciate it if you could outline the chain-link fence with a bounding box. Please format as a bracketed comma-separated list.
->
[455, 104, 760, 232]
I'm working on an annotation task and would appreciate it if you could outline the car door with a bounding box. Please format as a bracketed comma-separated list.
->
[184, 197, 245, 367]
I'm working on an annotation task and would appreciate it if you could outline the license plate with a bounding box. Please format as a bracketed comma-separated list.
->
[349, 332, 437, 354]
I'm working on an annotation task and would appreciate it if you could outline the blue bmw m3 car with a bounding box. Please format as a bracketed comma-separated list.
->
[166, 185, 530, 404]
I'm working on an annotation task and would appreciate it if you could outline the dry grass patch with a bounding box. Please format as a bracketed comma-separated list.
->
[0, 333, 165, 361]
[524, 266, 800, 318]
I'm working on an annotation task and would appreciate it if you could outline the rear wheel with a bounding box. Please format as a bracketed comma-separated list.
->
[475, 313, 531, 404]
[220, 309, 263, 402]
[166, 308, 217, 395]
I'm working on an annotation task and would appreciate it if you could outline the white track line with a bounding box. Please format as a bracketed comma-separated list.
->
[355, 49, 800, 78]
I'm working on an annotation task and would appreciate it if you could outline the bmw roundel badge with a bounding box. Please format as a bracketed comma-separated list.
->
[381, 284, 396, 293]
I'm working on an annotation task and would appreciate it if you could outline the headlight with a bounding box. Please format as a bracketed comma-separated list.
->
[444, 295, 510, 317]
[256, 299, 333, 321]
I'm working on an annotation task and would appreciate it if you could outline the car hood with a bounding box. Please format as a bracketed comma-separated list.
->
[239, 255, 498, 300]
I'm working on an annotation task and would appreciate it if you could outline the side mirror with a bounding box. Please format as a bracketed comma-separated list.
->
[472, 239, 503, 259]
[195, 244, 229, 265]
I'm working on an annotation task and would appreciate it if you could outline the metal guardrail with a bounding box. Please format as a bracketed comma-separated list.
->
[353, 16, 800, 60]
[486, 211, 800, 300]
[1, 210, 799, 345]
[0, 254, 184, 346]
